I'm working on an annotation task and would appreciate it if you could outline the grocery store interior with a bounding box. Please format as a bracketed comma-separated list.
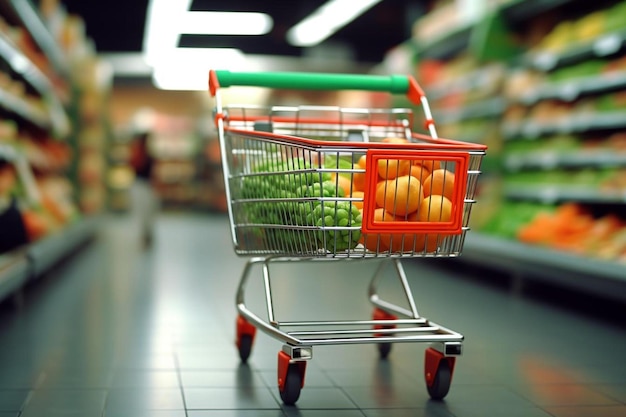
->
[0, 0, 625, 416]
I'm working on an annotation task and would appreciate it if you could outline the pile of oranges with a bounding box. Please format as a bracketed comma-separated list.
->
[350, 137, 457, 253]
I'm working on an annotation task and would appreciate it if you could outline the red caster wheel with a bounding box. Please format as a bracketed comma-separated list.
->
[236, 315, 256, 363]
[424, 347, 456, 400]
[278, 350, 307, 405]
[373, 308, 397, 359]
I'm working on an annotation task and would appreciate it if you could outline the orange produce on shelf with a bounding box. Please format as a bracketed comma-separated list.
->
[21, 209, 50, 241]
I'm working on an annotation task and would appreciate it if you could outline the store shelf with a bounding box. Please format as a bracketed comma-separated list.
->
[500, 0, 574, 23]
[518, 71, 626, 104]
[435, 97, 506, 124]
[503, 111, 626, 138]
[462, 232, 626, 302]
[28, 215, 100, 278]
[0, 87, 49, 128]
[504, 185, 626, 204]
[416, 23, 473, 60]
[526, 30, 626, 71]
[0, 249, 29, 304]
[0, 30, 70, 137]
[504, 150, 626, 170]
[6, 0, 70, 77]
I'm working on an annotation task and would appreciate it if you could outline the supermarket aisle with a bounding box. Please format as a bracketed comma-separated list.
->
[0, 212, 625, 417]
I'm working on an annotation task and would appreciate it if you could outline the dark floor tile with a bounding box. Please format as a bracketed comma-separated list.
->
[187, 411, 286, 417]
[184, 387, 280, 410]
[595, 384, 626, 403]
[342, 385, 432, 409]
[180, 368, 265, 388]
[446, 406, 553, 417]
[109, 370, 180, 388]
[38, 368, 112, 389]
[104, 410, 186, 417]
[283, 410, 366, 417]
[279, 387, 357, 410]
[0, 369, 44, 389]
[433, 385, 534, 408]
[0, 390, 29, 412]
[512, 384, 620, 406]
[362, 407, 456, 417]
[543, 405, 626, 417]
[104, 388, 184, 411]
[21, 389, 106, 414]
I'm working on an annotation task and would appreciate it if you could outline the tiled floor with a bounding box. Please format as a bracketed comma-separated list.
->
[0, 211, 625, 416]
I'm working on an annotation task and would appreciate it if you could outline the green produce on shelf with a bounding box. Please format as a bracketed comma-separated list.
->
[478, 202, 553, 239]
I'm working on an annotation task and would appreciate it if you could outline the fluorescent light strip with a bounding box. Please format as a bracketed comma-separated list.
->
[151, 48, 246, 91]
[287, 0, 382, 47]
[143, 0, 273, 67]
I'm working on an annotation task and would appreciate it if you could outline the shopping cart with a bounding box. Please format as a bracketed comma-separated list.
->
[209, 70, 487, 405]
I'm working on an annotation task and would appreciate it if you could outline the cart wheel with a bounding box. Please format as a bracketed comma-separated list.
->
[236, 315, 257, 364]
[372, 308, 396, 359]
[238, 334, 253, 363]
[424, 347, 455, 400]
[378, 342, 392, 359]
[279, 363, 302, 405]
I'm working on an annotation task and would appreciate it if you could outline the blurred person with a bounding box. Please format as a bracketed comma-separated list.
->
[129, 131, 159, 248]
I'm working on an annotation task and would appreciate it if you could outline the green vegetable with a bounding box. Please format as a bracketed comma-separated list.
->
[239, 156, 360, 252]
[307, 201, 362, 252]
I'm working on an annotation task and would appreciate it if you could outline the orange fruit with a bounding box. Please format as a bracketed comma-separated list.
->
[375, 180, 390, 208]
[350, 190, 364, 210]
[382, 175, 423, 216]
[382, 137, 409, 144]
[357, 154, 367, 169]
[416, 195, 453, 222]
[406, 163, 431, 183]
[377, 158, 410, 180]
[413, 159, 441, 172]
[332, 174, 353, 196]
[361, 208, 395, 251]
[424, 169, 455, 200]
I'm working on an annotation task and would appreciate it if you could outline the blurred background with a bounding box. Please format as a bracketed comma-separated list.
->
[0, 0, 625, 415]
[2, 0, 624, 304]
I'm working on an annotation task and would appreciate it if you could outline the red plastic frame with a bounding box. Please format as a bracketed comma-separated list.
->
[361, 150, 469, 235]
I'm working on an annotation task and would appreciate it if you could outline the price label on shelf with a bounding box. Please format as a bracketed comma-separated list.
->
[533, 52, 558, 71]
[559, 83, 579, 102]
[539, 187, 559, 204]
[539, 152, 558, 169]
[593, 34, 622, 57]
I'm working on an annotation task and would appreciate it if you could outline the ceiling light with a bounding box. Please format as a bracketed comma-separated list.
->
[143, 0, 272, 67]
[287, 0, 382, 47]
[184, 12, 273, 35]
[152, 48, 246, 91]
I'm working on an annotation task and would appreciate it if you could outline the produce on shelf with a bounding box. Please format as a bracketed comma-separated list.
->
[518, 203, 626, 262]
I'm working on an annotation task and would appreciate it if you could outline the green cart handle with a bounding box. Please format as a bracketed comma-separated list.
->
[209, 70, 426, 105]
